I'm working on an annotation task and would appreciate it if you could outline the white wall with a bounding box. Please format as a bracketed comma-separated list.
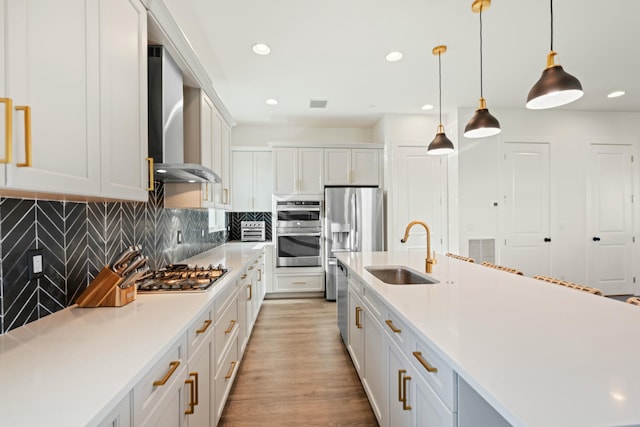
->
[231, 124, 373, 147]
[457, 107, 640, 285]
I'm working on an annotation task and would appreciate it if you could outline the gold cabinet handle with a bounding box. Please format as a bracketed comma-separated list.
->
[258, 268, 262, 281]
[0, 98, 12, 163]
[413, 351, 438, 373]
[203, 183, 209, 201]
[15, 106, 31, 167]
[225, 319, 236, 334]
[355, 306, 363, 329]
[153, 360, 180, 386]
[146, 157, 154, 191]
[248, 266, 254, 270]
[241, 274, 247, 280]
[398, 369, 405, 402]
[196, 319, 212, 334]
[292, 281, 306, 285]
[191, 372, 199, 406]
[184, 377, 195, 415]
[224, 360, 237, 379]
[385, 319, 402, 334]
[402, 375, 412, 410]
[253, 260, 258, 264]
[248, 284, 252, 300]
[223, 188, 229, 204]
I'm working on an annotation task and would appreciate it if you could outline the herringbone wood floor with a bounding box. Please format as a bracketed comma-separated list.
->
[218, 298, 379, 426]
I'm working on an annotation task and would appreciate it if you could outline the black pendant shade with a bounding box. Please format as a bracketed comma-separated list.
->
[526, 54, 583, 109]
[464, 99, 501, 138]
[428, 125, 455, 155]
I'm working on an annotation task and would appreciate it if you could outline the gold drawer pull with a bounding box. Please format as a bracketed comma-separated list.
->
[146, 157, 154, 191]
[292, 281, 306, 285]
[413, 351, 438, 373]
[225, 320, 236, 334]
[398, 369, 405, 402]
[225, 360, 237, 379]
[402, 375, 412, 410]
[184, 377, 195, 414]
[241, 274, 247, 280]
[196, 319, 212, 334]
[153, 360, 180, 386]
[223, 188, 229, 204]
[15, 106, 31, 167]
[385, 319, 401, 333]
[248, 266, 254, 270]
[190, 372, 199, 405]
[248, 284, 252, 300]
[258, 269, 262, 281]
[0, 98, 12, 163]
[355, 306, 363, 328]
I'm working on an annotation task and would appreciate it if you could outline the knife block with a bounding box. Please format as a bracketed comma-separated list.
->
[76, 266, 137, 308]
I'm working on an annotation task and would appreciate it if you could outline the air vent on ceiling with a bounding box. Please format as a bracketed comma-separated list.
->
[309, 99, 328, 109]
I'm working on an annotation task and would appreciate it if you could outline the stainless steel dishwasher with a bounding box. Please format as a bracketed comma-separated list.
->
[336, 260, 349, 345]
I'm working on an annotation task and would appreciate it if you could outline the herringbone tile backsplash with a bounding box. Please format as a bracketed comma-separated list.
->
[0, 182, 227, 334]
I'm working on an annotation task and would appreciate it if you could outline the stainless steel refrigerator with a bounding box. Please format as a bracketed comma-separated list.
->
[325, 187, 384, 301]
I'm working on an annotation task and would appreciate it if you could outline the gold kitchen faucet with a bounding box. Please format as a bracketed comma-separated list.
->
[400, 221, 436, 273]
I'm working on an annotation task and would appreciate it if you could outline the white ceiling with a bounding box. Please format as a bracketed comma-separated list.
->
[163, 0, 640, 128]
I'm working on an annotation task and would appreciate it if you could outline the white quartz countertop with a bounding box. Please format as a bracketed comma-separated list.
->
[336, 251, 640, 427]
[0, 242, 266, 427]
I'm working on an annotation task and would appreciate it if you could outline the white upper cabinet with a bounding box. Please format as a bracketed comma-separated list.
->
[324, 148, 380, 186]
[213, 109, 232, 209]
[273, 147, 323, 194]
[0, 0, 149, 201]
[232, 149, 272, 212]
[99, 0, 149, 201]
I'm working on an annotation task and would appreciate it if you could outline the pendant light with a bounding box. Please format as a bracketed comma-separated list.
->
[526, 0, 583, 109]
[464, 0, 501, 138]
[428, 45, 455, 155]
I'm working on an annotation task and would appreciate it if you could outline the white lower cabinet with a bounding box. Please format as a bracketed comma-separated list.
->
[186, 309, 214, 427]
[96, 392, 132, 427]
[274, 273, 324, 293]
[213, 330, 239, 425]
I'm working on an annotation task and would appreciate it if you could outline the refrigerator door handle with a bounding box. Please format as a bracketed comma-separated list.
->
[350, 193, 356, 252]
[354, 192, 359, 252]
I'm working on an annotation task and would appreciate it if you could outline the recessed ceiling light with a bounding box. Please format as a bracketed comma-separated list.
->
[188, 180, 196, 183]
[607, 90, 626, 98]
[265, 99, 278, 106]
[156, 169, 166, 174]
[421, 104, 434, 111]
[252, 43, 271, 55]
[385, 51, 404, 62]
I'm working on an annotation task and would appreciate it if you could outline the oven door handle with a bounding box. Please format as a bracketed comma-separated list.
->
[277, 207, 321, 212]
[277, 232, 322, 237]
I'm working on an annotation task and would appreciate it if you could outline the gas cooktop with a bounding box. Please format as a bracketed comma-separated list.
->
[136, 264, 229, 292]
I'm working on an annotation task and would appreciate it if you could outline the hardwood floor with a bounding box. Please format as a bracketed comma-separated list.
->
[218, 298, 379, 426]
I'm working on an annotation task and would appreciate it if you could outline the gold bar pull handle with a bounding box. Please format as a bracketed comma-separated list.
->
[196, 319, 212, 334]
[398, 369, 405, 402]
[225, 319, 236, 334]
[355, 306, 363, 329]
[191, 372, 199, 406]
[413, 351, 438, 373]
[146, 157, 154, 191]
[386, 319, 401, 333]
[184, 378, 195, 415]
[402, 375, 412, 410]
[153, 360, 180, 386]
[0, 98, 12, 163]
[15, 106, 31, 167]
[248, 284, 252, 300]
[224, 360, 237, 379]
[258, 268, 262, 281]
[223, 188, 229, 204]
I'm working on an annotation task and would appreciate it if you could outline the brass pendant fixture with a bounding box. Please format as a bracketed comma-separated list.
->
[464, 0, 501, 138]
[428, 45, 455, 155]
[526, 0, 583, 109]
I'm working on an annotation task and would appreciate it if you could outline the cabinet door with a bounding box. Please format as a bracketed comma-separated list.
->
[352, 149, 379, 186]
[139, 384, 185, 427]
[187, 340, 212, 427]
[273, 148, 297, 194]
[253, 151, 273, 211]
[348, 288, 364, 375]
[413, 369, 456, 427]
[387, 340, 414, 427]
[5, 0, 100, 196]
[298, 148, 323, 193]
[231, 151, 253, 211]
[220, 120, 232, 208]
[0, 0, 6, 186]
[212, 110, 223, 205]
[363, 313, 387, 424]
[236, 286, 248, 354]
[99, 0, 148, 201]
[324, 148, 351, 185]
[200, 94, 215, 206]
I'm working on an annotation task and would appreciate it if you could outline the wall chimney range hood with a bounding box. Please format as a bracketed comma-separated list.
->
[148, 45, 220, 184]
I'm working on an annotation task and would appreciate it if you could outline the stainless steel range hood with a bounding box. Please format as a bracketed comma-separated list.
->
[148, 45, 220, 184]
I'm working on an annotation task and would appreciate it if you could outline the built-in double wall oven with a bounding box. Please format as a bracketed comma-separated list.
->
[274, 196, 323, 267]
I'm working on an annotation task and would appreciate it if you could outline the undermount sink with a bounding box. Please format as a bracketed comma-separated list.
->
[364, 265, 439, 285]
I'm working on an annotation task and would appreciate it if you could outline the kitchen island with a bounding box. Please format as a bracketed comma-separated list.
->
[0, 242, 267, 427]
[337, 250, 640, 426]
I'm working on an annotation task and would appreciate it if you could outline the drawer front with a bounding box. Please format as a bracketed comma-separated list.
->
[134, 333, 188, 423]
[348, 275, 363, 294]
[382, 309, 410, 352]
[411, 336, 458, 411]
[275, 274, 324, 292]
[362, 284, 382, 318]
[187, 307, 213, 359]
[214, 297, 239, 372]
[213, 333, 239, 424]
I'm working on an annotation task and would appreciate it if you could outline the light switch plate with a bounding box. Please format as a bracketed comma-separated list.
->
[27, 249, 44, 280]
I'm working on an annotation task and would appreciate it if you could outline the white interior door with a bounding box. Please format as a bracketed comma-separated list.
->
[501, 142, 550, 277]
[588, 144, 634, 295]
[392, 147, 447, 256]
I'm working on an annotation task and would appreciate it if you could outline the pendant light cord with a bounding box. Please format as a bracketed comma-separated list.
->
[438, 51, 442, 125]
[550, 0, 554, 51]
[479, 6, 484, 99]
